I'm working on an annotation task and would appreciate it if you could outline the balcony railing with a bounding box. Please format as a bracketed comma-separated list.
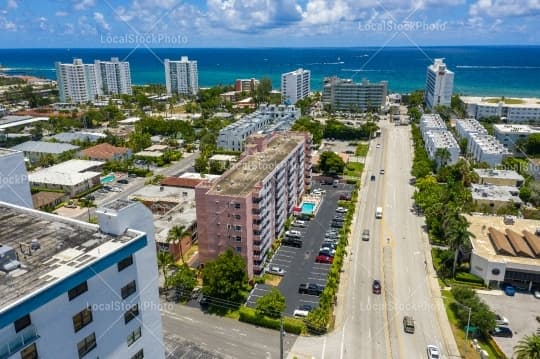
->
[0, 325, 39, 359]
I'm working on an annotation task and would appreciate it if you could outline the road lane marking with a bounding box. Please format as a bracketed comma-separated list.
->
[321, 335, 327, 359]
[340, 321, 346, 359]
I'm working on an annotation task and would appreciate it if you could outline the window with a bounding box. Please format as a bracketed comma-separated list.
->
[235, 236, 241, 242]
[14, 314, 31, 333]
[121, 281, 137, 299]
[130, 349, 144, 359]
[234, 214, 241, 220]
[234, 203, 241, 209]
[20, 343, 38, 359]
[124, 304, 140, 324]
[235, 225, 242, 231]
[68, 281, 88, 301]
[77, 333, 96, 358]
[73, 308, 93, 332]
[236, 246, 242, 253]
[118, 255, 134, 271]
[127, 327, 142, 346]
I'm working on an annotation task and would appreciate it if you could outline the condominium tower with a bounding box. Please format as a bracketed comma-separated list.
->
[322, 77, 388, 112]
[0, 199, 165, 359]
[425, 58, 454, 110]
[164, 57, 199, 96]
[281, 68, 310, 105]
[195, 131, 313, 277]
[94, 57, 133, 96]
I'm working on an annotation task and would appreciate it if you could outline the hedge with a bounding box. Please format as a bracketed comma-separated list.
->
[454, 272, 485, 285]
[238, 307, 304, 335]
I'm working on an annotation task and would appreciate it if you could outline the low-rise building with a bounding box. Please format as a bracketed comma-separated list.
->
[424, 130, 460, 166]
[50, 131, 106, 144]
[80, 143, 132, 162]
[474, 169, 525, 187]
[28, 159, 104, 196]
[461, 96, 540, 123]
[470, 183, 522, 210]
[220, 91, 237, 102]
[160, 172, 220, 189]
[493, 124, 540, 152]
[0, 148, 33, 208]
[467, 133, 511, 167]
[235, 78, 259, 92]
[419, 114, 447, 141]
[11, 141, 79, 163]
[466, 214, 540, 289]
[209, 154, 238, 170]
[455, 118, 488, 140]
[31, 191, 68, 210]
[0, 116, 49, 130]
[322, 77, 388, 112]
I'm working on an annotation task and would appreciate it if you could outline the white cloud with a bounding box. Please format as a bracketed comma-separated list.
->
[469, 0, 540, 17]
[6, 0, 17, 9]
[74, 0, 96, 11]
[77, 15, 97, 35]
[0, 16, 16, 31]
[93, 12, 111, 31]
[56, 11, 69, 17]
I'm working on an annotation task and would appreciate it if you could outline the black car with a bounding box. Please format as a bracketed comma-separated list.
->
[117, 179, 129, 184]
[282, 237, 302, 248]
[491, 326, 513, 337]
[371, 175, 376, 181]
[331, 221, 343, 228]
[299, 283, 324, 296]
[372, 280, 382, 294]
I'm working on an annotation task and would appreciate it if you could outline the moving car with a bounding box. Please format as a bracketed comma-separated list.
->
[293, 304, 313, 318]
[379, 169, 385, 174]
[298, 283, 324, 296]
[371, 175, 376, 181]
[426, 345, 440, 359]
[491, 326, 513, 337]
[335, 207, 348, 213]
[375, 207, 383, 219]
[403, 316, 415, 333]
[372, 280, 381, 294]
[362, 229, 370, 241]
[376, 143, 381, 148]
[495, 314, 509, 326]
[267, 266, 286, 276]
[315, 255, 333, 264]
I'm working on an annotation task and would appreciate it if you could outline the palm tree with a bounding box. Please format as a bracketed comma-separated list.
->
[157, 251, 174, 290]
[435, 148, 452, 169]
[514, 334, 540, 358]
[443, 212, 474, 277]
[167, 225, 190, 265]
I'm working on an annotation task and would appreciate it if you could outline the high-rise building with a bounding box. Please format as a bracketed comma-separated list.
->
[425, 58, 454, 110]
[195, 131, 312, 277]
[235, 78, 259, 92]
[55, 58, 132, 103]
[0, 199, 165, 359]
[0, 148, 33, 208]
[322, 77, 388, 112]
[281, 68, 310, 105]
[94, 57, 133, 96]
[164, 57, 199, 96]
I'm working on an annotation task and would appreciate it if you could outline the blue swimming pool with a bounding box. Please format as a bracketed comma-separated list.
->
[100, 173, 115, 184]
[301, 202, 316, 214]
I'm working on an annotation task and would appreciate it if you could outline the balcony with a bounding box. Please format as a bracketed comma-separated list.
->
[0, 325, 40, 359]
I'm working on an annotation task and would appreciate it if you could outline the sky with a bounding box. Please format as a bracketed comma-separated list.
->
[0, 0, 539, 48]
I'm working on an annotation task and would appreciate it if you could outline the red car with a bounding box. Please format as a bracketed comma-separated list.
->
[316, 255, 334, 264]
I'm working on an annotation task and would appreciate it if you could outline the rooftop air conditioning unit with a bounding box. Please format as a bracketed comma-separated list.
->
[504, 215, 515, 225]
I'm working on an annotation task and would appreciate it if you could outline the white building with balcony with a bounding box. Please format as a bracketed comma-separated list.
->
[493, 124, 540, 152]
[467, 133, 511, 167]
[425, 58, 454, 110]
[164, 57, 199, 96]
[419, 114, 447, 141]
[455, 118, 488, 140]
[424, 130, 460, 166]
[461, 96, 540, 123]
[281, 68, 310, 105]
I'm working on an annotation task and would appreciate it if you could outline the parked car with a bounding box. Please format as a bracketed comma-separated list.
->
[362, 229, 370, 241]
[379, 169, 385, 175]
[103, 185, 113, 191]
[128, 173, 138, 178]
[267, 266, 286, 276]
[285, 230, 302, 238]
[332, 179, 339, 187]
[298, 283, 324, 296]
[376, 143, 381, 148]
[292, 220, 306, 228]
[282, 237, 302, 248]
[320, 247, 336, 256]
[191, 287, 202, 300]
[293, 304, 313, 318]
[117, 178, 129, 184]
[322, 241, 337, 249]
[490, 326, 513, 337]
[335, 207, 348, 213]
[495, 314, 509, 326]
[534, 289, 540, 299]
[331, 221, 343, 228]
[372, 280, 381, 294]
[339, 194, 352, 201]
[316, 255, 333, 264]
[503, 285, 516, 296]
[426, 345, 440, 359]
[371, 175, 376, 181]
[403, 316, 415, 333]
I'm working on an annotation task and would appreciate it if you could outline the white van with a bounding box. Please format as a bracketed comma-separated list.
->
[375, 207, 383, 219]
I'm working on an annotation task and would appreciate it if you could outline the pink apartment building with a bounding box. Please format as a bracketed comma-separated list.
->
[195, 131, 313, 277]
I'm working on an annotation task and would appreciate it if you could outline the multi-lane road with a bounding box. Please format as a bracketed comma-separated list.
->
[289, 121, 459, 358]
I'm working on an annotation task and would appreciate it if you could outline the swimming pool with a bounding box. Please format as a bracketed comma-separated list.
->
[100, 173, 115, 184]
[301, 202, 316, 214]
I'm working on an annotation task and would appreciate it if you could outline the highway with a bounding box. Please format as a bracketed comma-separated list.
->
[289, 121, 457, 358]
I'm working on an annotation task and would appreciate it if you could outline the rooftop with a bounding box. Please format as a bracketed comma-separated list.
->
[461, 96, 540, 108]
[81, 143, 130, 160]
[208, 132, 306, 196]
[28, 159, 104, 186]
[474, 169, 524, 182]
[493, 124, 540, 134]
[470, 183, 522, 203]
[209, 154, 238, 162]
[455, 118, 488, 134]
[49, 131, 106, 143]
[426, 130, 459, 149]
[420, 114, 447, 130]
[129, 185, 194, 204]
[0, 148, 22, 157]
[466, 214, 540, 266]
[12, 141, 79, 154]
[469, 133, 511, 155]
[0, 201, 139, 310]
[0, 117, 49, 130]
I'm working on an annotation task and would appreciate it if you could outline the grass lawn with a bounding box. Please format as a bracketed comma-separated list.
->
[344, 162, 364, 178]
[355, 143, 369, 157]
[484, 97, 524, 105]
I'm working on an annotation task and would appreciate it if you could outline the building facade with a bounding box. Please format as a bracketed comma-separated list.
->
[461, 96, 540, 123]
[493, 124, 540, 152]
[0, 148, 33, 208]
[235, 78, 259, 92]
[425, 58, 454, 110]
[281, 68, 310, 105]
[419, 114, 447, 141]
[322, 77, 387, 112]
[0, 199, 164, 359]
[424, 130, 460, 166]
[55, 59, 99, 103]
[94, 57, 133, 96]
[467, 133, 511, 167]
[455, 118, 488, 141]
[164, 57, 199, 96]
[217, 104, 301, 152]
[195, 132, 313, 277]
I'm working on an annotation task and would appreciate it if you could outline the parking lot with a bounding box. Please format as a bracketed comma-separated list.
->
[251, 182, 353, 316]
[478, 289, 540, 357]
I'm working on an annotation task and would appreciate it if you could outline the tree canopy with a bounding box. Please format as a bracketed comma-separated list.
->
[255, 288, 286, 318]
[202, 248, 248, 303]
[319, 151, 345, 176]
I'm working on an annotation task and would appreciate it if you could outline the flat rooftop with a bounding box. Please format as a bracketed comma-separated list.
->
[0, 148, 21, 157]
[0, 202, 139, 310]
[130, 185, 194, 203]
[493, 124, 540, 134]
[209, 133, 305, 196]
[474, 169, 524, 182]
[466, 214, 540, 266]
[461, 96, 540, 108]
[471, 184, 522, 203]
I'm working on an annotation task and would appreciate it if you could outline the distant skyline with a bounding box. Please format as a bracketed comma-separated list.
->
[1, 0, 540, 48]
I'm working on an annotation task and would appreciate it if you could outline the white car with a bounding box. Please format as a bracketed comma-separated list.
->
[426, 345, 440, 359]
[267, 266, 286, 276]
[495, 314, 509, 326]
[293, 309, 309, 318]
[376, 143, 381, 148]
[534, 290, 540, 299]
[285, 230, 302, 238]
[292, 220, 306, 228]
[335, 207, 348, 213]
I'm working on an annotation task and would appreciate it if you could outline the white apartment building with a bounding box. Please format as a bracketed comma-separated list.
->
[0, 199, 164, 359]
[455, 118, 488, 140]
[425, 58, 454, 110]
[164, 57, 199, 96]
[322, 77, 388, 112]
[0, 148, 33, 208]
[281, 68, 310, 105]
[217, 104, 301, 151]
[424, 130, 460, 166]
[461, 96, 540, 123]
[493, 124, 540, 152]
[467, 133, 511, 167]
[419, 114, 447, 141]
[94, 57, 133, 96]
[56, 58, 132, 103]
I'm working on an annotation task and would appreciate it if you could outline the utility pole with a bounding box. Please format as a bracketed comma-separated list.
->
[465, 305, 472, 342]
[280, 315, 284, 359]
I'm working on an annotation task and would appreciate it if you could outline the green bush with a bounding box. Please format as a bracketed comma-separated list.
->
[454, 272, 485, 285]
[238, 307, 304, 334]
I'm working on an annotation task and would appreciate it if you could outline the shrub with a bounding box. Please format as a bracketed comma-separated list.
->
[238, 307, 304, 334]
[454, 272, 485, 285]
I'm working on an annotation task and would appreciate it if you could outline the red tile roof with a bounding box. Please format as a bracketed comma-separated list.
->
[160, 177, 203, 188]
[81, 143, 129, 160]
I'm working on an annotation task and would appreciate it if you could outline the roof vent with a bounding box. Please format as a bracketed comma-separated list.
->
[0, 245, 20, 273]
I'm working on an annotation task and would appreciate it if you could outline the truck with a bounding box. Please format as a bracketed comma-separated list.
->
[375, 206, 383, 219]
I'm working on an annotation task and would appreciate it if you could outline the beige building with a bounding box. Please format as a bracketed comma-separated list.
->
[471, 183, 522, 210]
[474, 169, 524, 187]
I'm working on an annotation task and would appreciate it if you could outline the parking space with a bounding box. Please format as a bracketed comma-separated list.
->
[245, 284, 274, 308]
[477, 290, 540, 357]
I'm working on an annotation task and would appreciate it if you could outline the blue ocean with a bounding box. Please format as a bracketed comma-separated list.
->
[1, 47, 540, 97]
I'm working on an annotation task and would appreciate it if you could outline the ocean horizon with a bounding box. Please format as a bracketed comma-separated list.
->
[1, 46, 540, 97]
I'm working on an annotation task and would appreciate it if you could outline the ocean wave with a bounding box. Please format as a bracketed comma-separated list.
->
[456, 65, 540, 69]
[1, 67, 55, 71]
[341, 68, 384, 72]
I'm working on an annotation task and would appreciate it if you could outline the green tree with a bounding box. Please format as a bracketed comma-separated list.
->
[514, 334, 540, 358]
[291, 116, 324, 144]
[525, 133, 540, 156]
[406, 90, 424, 107]
[194, 156, 209, 174]
[128, 131, 152, 152]
[167, 264, 197, 298]
[167, 225, 190, 265]
[434, 148, 452, 169]
[255, 77, 272, 104]
[202, 248, 248, 303]
[305, 307, 329, 333]
[443, 212, 473, 276]
[255, 288, 286, 318]
[157, 251, 175, 290]
[319, 151, 345, 176]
